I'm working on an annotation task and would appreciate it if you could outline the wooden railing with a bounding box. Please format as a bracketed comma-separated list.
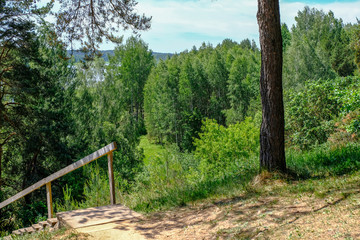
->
[0, 142, 117, 218]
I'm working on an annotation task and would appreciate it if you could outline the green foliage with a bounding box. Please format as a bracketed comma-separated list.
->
[287, 143, 360, 179]
[284, 7, 356, 89]
[224, 46, 260, 124]
[55, 0, 151, 54]
[0, 22, 77, 232]
[285, 76, 360, 150]
[107, 36, 155, 128]
[56, 184, 79, 212]
[119, 117, 261, 212]
[144, 57, 182, 144]
[123, 147, 258, 213]
[281, 23, 291, 53]
[193, 118, 259, 179]
[128, 168, 258, 213]
[333, 77, 360, 114]
[204, 50, 229, 124]
[2, 4, 360, 235]
[136, 144, 189, 190]
[67, 36, 152, 195]
[18, 201, 47, 228]
[144, 40, 260, 150]
[1, 0, 151, 55]
[286, 80, 339, 149]
[56, 164, 121, 212]
[350, 20, 360, 71]
[82, 165, 112, 206]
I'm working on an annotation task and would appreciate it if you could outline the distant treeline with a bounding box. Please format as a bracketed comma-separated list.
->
[67, 50, 173, 62]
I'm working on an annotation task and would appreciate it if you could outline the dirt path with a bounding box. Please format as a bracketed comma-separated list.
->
[75, 188, 360, 240]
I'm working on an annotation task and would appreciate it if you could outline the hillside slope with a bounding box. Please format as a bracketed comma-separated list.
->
[46, 171, 360, 240]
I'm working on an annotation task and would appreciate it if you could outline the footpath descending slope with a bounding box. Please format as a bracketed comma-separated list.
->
[54, 189, 360, 240]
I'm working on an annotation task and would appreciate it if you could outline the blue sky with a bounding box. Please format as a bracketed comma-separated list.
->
[97, 0, 360, 53]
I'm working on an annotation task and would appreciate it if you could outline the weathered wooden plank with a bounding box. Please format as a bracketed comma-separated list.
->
[107, 152, 115, 205]
[0, 142, 116, 209]
[46, 182, 53, 218]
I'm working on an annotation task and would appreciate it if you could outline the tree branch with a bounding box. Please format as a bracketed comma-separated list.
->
[0, 132, 16, 147]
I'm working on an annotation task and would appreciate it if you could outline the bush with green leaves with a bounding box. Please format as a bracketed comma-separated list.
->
[285, 80, 338, 149]
[193, 117, 259, 179]
[285, 76, 360, 150]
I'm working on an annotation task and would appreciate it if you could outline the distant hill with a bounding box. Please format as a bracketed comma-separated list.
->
[67, 50, 173, 62]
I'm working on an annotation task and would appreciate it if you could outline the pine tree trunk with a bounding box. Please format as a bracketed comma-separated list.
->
[0, 145, 2, 191]
[257, 0, 286, 172]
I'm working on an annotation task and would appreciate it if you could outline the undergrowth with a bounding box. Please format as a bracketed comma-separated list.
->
[287, 142, 360, 179]
[55, 140, 360, 216]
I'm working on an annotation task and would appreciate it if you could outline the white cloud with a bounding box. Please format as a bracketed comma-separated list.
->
[99, 0, 360, 53]
[101, 0, 258, 52]
[281, 1, 360, 27]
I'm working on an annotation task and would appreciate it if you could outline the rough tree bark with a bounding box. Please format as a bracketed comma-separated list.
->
[0, 146, 2, 191]
[257, 0, 286, 172]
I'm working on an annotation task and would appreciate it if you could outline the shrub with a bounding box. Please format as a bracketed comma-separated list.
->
[193, 117, 259, 179]
[285, 76, 360, 150]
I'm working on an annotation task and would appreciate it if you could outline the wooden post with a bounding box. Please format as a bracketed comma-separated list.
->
[107, 152, 116, 205]
[46, 182, 53, 218]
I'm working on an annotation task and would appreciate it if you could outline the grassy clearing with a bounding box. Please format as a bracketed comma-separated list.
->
[138, 136, 166, 165]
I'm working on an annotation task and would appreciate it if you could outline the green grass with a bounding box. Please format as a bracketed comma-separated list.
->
[123, 141, 360, 213]
[138, 135, 166, 165]
[250, 142, 360, 200]
[57, 139, 360, 220]
[122, 167, 259, 213]
[286, 142, 360, 179]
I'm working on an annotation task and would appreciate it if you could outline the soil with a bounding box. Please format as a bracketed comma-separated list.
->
[73, 187, 360, 240]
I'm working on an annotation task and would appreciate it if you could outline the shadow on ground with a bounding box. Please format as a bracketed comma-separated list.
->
[122, 183, 360, 239]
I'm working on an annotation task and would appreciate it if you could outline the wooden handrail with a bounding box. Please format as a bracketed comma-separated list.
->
[0, 142, 117, 217]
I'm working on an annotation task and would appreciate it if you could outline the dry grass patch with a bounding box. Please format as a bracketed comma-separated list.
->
[128, 171, 360, 240]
